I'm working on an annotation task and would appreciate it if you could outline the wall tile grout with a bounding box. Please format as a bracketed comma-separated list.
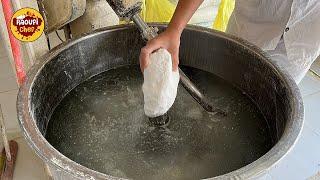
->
[0, 88, 19, 94]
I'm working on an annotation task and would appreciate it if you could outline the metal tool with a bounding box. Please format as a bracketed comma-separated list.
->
[105, 0, 225, 118]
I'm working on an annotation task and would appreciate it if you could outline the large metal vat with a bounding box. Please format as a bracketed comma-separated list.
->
[17, 24, 303, 179]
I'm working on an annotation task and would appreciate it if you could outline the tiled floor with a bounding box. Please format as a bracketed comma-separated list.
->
[259, 71, 320, 180]
[1, 39, 320, 179]
[12, 136, 47, 180]
[311, 57, 320, 77]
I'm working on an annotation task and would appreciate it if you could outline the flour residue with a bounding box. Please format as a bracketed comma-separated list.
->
[46, 65, 272, 180]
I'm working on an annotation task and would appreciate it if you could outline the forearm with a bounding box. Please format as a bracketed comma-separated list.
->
[167, 0, 204, 35]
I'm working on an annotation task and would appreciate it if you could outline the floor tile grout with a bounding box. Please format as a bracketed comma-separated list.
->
[305, 123, 320, 137]
[310, 68, 320, 78]
[303, 90, 320, 99]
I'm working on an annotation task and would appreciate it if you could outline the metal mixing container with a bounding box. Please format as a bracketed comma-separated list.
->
[17, 24, 303, 179]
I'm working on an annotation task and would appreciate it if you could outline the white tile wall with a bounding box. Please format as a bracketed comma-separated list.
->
[0, 36, 19, 133]
[0, 61, 14, 78]
[0, 41, 47, 179]
[0, 76, 18, 92]
[0, 89, 19, 132]
[0, 44, 7, 62]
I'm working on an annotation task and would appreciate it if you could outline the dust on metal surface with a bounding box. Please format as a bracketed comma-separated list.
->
[16, 25, 303, 180]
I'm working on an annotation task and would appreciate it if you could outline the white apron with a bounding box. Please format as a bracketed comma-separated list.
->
[227, 0, 320, 83]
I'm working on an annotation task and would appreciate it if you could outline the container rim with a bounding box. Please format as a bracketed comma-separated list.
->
[17, 24, 304, 179]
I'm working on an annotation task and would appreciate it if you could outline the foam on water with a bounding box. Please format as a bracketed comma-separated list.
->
[46, 65, 272, 179]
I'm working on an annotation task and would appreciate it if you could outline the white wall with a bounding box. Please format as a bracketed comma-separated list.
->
[0, 0, 49, 134]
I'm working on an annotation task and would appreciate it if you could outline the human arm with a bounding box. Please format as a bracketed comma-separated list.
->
[139, 0, 204, 72]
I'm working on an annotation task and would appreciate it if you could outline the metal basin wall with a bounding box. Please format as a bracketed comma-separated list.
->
[17, 24, 303, 179]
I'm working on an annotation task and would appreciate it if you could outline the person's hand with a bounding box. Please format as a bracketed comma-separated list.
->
[139, 29, 181, 72]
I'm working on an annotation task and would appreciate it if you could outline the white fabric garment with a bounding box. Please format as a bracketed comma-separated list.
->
[265, 37, 305, 81]
[227, 0, 320, 83]
[142, 49, 180, 117]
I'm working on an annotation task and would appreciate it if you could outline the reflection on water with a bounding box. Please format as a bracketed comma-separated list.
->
[46, 65, 272, 179]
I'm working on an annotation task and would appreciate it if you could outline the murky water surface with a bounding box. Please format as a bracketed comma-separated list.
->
[46, 65, 272, 179]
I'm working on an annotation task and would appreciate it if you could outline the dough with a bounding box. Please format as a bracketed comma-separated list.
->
[142, 48, 180, 117]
